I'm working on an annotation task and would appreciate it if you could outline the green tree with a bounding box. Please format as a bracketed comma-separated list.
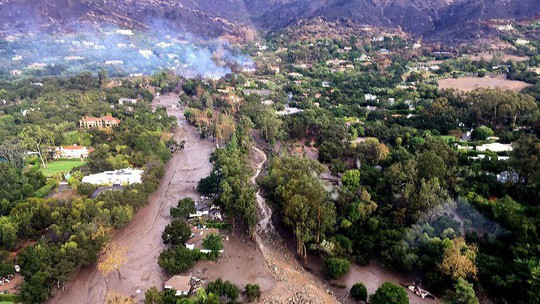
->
[324, 257, 350, 279]
[452, 278, 478, 304]
[206, 278, 240, 301]
[162, 220, 191, 246]
[471, 126, 493, 141]
[417, 151, 447, 181]
[20, 125, 54, 168]
[244, 283, 261, 302]
[111, 205, 133, 228]
[257, 107, 283, 144]
[0, 216, 18, 250]
[350, 282, 368, 301]
[341, 170, 361, 193]
[158, 246, 202, 274]
[202, 233, 223, 255]
[0, 138, 25, 169]
[170, 198, 196, 218]
[370, 282, 409, 304]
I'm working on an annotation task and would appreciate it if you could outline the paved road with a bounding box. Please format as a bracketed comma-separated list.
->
[89, 186, 124, 199]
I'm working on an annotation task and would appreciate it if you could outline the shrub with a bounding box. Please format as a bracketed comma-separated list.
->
[324, 257, 351, 279]
[370, 282, 409, 304]
[244, 283, 261, 302]
[207, 278, 240, 301]
[350, 282, 368, 301]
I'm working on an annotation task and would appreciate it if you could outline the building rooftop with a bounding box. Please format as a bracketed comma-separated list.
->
[164, 275, 192, 294]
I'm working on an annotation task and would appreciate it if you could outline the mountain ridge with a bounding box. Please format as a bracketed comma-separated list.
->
[0, 0, 538, 41]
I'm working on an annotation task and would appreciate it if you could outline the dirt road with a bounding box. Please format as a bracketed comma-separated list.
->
[50, 93, 215, 304]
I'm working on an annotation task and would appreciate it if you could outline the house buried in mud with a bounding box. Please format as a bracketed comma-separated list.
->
[164, 275, 192, 296]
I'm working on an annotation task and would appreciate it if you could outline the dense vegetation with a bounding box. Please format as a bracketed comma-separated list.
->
[1, 18, 540, 304]
[0, 73, 175, 303]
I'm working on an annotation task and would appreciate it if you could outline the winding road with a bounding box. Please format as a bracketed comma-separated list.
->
[49, 94, 215, 304]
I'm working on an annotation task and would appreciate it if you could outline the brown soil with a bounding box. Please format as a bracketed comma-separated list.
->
[48, 93, 216, 304]
[438, 75, 531, 92]
[464, 53, 529, 62]
[189, 233, 275, 293]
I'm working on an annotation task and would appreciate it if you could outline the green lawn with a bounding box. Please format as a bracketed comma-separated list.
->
[0, 301, 14, 304]
[40, 160, 87, 177]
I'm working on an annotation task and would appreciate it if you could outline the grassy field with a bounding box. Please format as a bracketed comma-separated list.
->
[40, 160, 86, 177]
[0, 301, 14, 304]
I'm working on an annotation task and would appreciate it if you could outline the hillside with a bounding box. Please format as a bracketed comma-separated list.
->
[0, 0, 538, 41]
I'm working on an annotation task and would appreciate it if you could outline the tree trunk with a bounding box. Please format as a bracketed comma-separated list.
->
[302, 243, 308, 266]
[316, 209, 321, 244]
[37, 146, 47, 168]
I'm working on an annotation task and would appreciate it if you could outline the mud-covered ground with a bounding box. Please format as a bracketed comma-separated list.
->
[50, 93, 215, 304]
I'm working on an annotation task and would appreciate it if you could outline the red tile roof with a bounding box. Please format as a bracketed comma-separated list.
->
[63, 146, 86, 150]
[102, 115, 121, 122]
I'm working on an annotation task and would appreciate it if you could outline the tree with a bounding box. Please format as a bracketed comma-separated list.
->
[257, 107, 283, 144]
[324, 257, 351, 279]
[341, 170, 361, 193]
[440, 237, 478, 281]
[356, 137, 390, 166]
[20, 125, 54, 168]
[170, 198, 196, 218]
[0, 217, 18, 250]
[144, 287, 162, 304]
[471, 126, 493, 141]
[202, 233, 223, 256]
[417, 151, 447, 181]
[111, 205, 133, 228]
[98, 69, 110, 87]
[244, 283, 261, 302]
[0, 138, 25, 169]
[452, 278, 478, 304]
[98, 244, 128, 280]
[158, 246, 202, 274]
[350, 282, 368, 301]
[162, 220, 191, 246]
[510, 134, 540, 191]
[370, 282, 409, 304]
[264, 156, 334, 264]
[20, 270, 51, 304]
[206, 278, 240, 301]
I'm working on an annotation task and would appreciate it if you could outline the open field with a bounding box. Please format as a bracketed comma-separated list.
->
[40, 160, 86, 177]
[438, 75, 531, 92]
[463, 53, 529, 62]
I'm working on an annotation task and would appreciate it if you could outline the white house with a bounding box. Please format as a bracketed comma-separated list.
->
[476, 143, 513, 153]
[54, 146, 94, 159]
[82, 169, 143, 185]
